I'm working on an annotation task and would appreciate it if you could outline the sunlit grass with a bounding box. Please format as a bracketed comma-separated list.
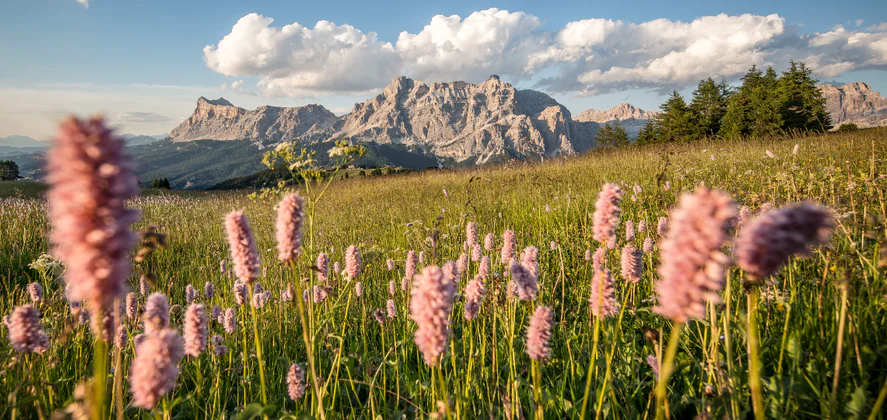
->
[1, 128, 886, 418]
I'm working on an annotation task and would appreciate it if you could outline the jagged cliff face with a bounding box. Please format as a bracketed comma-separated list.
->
[820, 82, 887, 128]
[168, 77, 598, 165]
[330, 76, 597, 164]
[169, 97, 338, 143]
[574, 103, 658, 139]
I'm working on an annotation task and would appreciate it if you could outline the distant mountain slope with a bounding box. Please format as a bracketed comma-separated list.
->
[574, 103, 659, 139]
[169, 97, 338, 143]
[0, 135, 46, 148]
[819, 82, 887, 128]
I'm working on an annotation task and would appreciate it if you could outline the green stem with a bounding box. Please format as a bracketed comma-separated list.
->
[747, 291, 765, 420]
[830, 286, 849, 418]
[247, 287, 268, 405]
[655, 322, 683, 420]
[289, 262, 326, 420]
[92, 312, 108, 420]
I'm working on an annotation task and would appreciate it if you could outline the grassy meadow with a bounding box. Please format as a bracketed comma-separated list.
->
[2, 128, 887, 419]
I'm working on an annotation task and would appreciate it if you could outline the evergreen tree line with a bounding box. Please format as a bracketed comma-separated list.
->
[635, 61, 832, 145]
[150, 178, 171, 189]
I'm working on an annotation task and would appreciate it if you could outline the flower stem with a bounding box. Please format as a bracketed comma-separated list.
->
[247, 287, 268, 405]
[830, 286, 849, 418]
[655, 322, 683, 420]
[747, 291, 765, 420]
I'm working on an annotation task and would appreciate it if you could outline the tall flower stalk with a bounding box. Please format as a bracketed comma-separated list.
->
[276, 193, 326, 420]
[653, 188, 736, 420]
[735, 202, 833, 420]
[47, 117, 140, 420]
[224, 210, 268, 405]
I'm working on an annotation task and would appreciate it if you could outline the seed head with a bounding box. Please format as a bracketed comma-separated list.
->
[183, 304, 207, 357]
[287, 363, 307, 400]
[589, 269, 619, 318]
[592, 183, 623, 245]
[6, 305, 49, 354]
[276, 194, 304, 262]
[410, 265, 456, 366]
[48, 117, 139, 317]
[129, 329, 184, 409]
[526, 306, 553, 361]
[654, 188, 736, 322]
[735, 202, 833, 282]
[225, 211, 260, 284]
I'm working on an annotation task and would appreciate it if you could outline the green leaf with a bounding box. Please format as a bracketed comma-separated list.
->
[235, 403, 265, 420]
[847, 385, 868, 419]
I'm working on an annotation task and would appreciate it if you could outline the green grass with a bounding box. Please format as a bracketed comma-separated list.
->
[0, 180, 48, 199]
[1, 128, 887, 419]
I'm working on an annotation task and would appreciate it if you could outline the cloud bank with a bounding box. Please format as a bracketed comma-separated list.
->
[203, 10, 887, 96]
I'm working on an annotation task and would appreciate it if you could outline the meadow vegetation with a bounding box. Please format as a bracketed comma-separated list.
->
[1, 127, 886, 419]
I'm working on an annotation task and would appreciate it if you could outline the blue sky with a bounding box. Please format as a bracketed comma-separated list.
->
[1, 0, 885, 138]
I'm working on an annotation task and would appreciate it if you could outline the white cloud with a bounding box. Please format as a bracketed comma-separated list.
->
[76, 0, 88, 9]
[799, 26, 887, 77]
[395, 9, 547, 82]
[533, 14, 787, 93]
[220, 80, 257, 96]
[203, 13, 403, 96]
[204, 10, 887, 97]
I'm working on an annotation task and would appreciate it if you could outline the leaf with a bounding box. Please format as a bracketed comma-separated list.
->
[787, 332, 800, 362]
[847, 385, 867, 419]
[235, 403, 265, 420]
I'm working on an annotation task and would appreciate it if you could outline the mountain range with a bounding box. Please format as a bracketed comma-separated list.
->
[3, 77, 886, 189]
[169, 75, 600, 165]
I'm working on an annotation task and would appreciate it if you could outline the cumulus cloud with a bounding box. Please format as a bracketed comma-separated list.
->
[798, 26, 887, 77]
[76, 0, 88, 8]
[395, 9, 548, 82]
[203, 13, 403, 96]
[533, 14, 788, 93]
[204, 10, 887, 97]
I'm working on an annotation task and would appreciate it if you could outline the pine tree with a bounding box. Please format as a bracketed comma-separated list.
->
[690, 78, 730, 137]
[775, 60, 831, 133]
[595, 123, 630, 148]
[749, 67, 783, 136]
[656, 91, 698, 142]
[636, 120, 660, 145]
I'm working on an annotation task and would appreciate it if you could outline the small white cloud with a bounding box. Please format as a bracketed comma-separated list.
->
[855, 19, 864, 27]
[76, 0, 89, 8]
[219, 80, 257, 96]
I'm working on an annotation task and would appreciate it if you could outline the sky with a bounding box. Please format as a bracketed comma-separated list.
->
[1, 0, 886, 138]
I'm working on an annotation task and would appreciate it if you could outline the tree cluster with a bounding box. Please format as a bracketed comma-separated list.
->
[151, 178, 171, 189]
[637, 61, 831, 145]
[0, 160, 20, 181]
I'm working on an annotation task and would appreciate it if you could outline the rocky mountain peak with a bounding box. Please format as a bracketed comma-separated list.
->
[330, 75, 596, 164]
[197, 97, 234, 107]
[820, 82, 887, 128]
[169, 97, 337, 143]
